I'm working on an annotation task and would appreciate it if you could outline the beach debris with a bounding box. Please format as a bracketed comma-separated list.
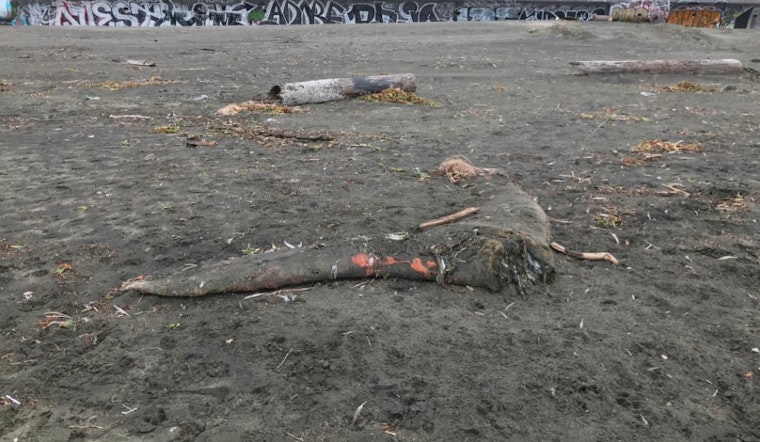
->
[52, 262, 73, 276]
[653, 81, 716, 93]
[384, 232, 409, 241]
[622, 139, 702, 166]
[419, 207, 480, 230]
[570, 59, 743, 75]
[109, 114, 152, 120]
[594, 206, 626, 228]
[4, 395, 21, 406]
[550, 241, 619, 265]
[116, 168, 556, 297]
[632, 139, 701, 153]
[210, 123, 334, 143]
[216, 100, 308, 116]
[662, 183, 690, 197]
[38, 312, 75, 329]
[275, 348, 294, 371]
[382, 423, 398, 436]
[351, 401, 367, 426]
[112, 304, 130, 317]
[284, 432, 305, 441]
[579, 109, 648, 122]
[112, 58, 156, 67]
[716, 194, 748, 213]
[268, 73, 416, 106]
[436, 155, 502, 183]
[185, 134, 217, 148]
[152, 125, 180, 134]
[96, 76, 178, 91]
[359, 87, 436, 106]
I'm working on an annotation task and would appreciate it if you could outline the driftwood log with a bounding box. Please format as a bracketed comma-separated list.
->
[268, 73, 416, 106]
[570, 59, 743, 75]
[119, 178, 555, 298]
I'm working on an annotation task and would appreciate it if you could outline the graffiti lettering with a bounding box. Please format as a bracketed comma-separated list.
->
[666, 8, 722, 27]
[454, 5, 607, 21]
[611, 7, 649, 22]
[11, 0, 450, 25]
[610, 1, 668, 23]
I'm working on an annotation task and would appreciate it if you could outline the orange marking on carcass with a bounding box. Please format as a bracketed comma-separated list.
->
[351, 254, 372, 267]
[410, 258, 436, 277]
[351, 253, 377, 276]
[381, 256, 406, 266]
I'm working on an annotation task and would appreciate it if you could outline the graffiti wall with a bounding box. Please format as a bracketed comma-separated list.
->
[610, 0, 668, 23]
[3, 0, 758, 27]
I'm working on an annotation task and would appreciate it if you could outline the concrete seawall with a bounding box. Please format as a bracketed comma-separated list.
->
[2, 0, 759, 28]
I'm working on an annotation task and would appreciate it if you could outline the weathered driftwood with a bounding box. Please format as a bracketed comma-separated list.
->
[570, 59, 743, 75]
[550, 241, 619, 265]
[268, 73, 417, 106]
[118, 179, 555, 298]
[418, 207, 480, 230]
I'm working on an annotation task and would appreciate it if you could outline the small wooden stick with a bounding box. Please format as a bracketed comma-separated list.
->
[351, 401, 367, 426]
[419, 207, 479, 230]
[275, 348, 293, 371]
[550, 241, 619, 265]
[662, 183, 690, 197]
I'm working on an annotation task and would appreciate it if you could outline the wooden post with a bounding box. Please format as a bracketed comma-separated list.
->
[570, 59, 743, 75]
[268, 73, 417, 105]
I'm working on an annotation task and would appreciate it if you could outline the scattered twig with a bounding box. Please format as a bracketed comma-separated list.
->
[112, 305, 130, 317]
[186, 140, 217, 148]
[550, 241, 619, 265]
[586, 118, 610, 139]
[559, 171, 592, 183]
[112, 58, 156, 67]
[640, 414, 649, 427]
[69, 423, 104, 430]
[275, 348, 294, 371]
[610, 232, 620, 245]
[120, 404, 138, 415]
[216, 100, 308, 116]
[419, 207, 479, 230]
[108, 114, 152, 120]
[284, 432, 304, 441]
[38, 312, 73, 329]
[244, 287, 314, 301]
[212, 125, 334, 142]
[662, 183, 690, 197]
[351, 401, 367, 426]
